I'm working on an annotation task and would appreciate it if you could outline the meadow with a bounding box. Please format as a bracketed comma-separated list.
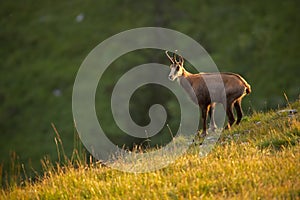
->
[1, 1, 300, 173]
[1, 100, 299, 199]
[1, 1, 299, 199]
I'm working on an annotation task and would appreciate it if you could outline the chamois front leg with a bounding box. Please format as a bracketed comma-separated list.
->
[209, 103, 217, 132]
[200, 105, 209, 137]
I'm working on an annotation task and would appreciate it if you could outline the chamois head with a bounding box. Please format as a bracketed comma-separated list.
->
[165, 51, 184, 81]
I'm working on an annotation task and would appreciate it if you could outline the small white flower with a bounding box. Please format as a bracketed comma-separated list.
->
[75, 13, 84, 23]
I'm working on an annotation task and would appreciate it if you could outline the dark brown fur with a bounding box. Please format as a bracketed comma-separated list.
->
[181, 72, 251, 137]
[166, 51, 251, 137]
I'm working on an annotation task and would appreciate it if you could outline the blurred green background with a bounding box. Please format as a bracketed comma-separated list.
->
[0, 0, 299, 174]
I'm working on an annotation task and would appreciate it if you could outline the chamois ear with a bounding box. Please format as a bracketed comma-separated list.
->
[165, 51, 174, 63]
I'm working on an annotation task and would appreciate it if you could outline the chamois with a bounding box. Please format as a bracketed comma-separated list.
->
[165, 51, 251, 137]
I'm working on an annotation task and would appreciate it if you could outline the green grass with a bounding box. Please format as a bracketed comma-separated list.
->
[1, 100, 299, 199]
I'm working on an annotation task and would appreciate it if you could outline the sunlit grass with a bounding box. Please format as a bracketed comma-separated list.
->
[1, 100, 299, 199]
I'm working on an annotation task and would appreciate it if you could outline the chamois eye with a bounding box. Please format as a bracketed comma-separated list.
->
[176, 66, 180, 71]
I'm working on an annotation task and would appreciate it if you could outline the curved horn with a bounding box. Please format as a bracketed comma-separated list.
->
[173, 52, 178, 63]
[179, 55, 184, 65]
[165, 51, 174, 63]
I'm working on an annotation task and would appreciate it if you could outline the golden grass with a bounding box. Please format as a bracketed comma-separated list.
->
[1, 100, 300, 199]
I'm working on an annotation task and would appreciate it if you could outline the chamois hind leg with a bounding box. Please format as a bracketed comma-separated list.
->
[209, 103, 217, 131]
[234, 99, 243, 125]
[225, 102, 235, 130]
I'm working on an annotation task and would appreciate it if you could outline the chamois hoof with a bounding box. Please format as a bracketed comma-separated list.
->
[192, 132, 207, 145]
[208, 126, 217, 132]
[192, 131, 207, 143]
[191, 140, 202, 145]
[200, 132, 207, 138]
[192, 138, 203, 146]
[224, 125, 231, 130]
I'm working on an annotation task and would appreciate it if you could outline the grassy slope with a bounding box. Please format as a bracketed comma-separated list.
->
[1, 0, 300, 174]
[1, 100, 299, 199]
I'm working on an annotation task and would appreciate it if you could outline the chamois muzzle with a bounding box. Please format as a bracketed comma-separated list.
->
[168, 75, 175, 81]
